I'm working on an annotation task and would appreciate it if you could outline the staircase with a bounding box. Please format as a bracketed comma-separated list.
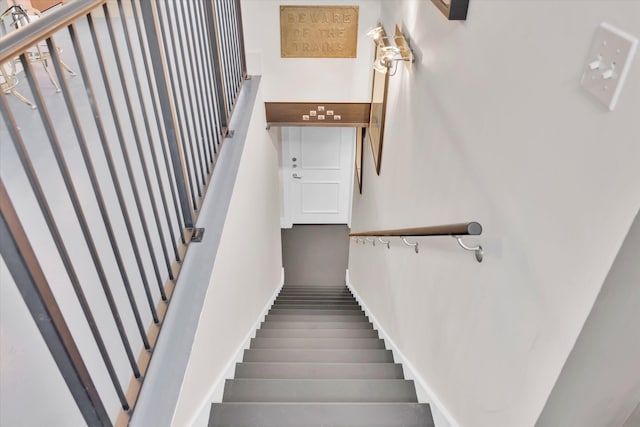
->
[209, 285, 434, 426]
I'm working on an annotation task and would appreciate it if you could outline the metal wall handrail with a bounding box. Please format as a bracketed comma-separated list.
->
[0, 0, 105, 63]
[349, 221, 482, 237]
[350, 222, 484, 262]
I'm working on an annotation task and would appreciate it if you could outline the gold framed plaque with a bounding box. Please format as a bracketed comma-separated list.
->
[368, 40, 390, 175]
[280, 6, 359, 58]
[356, 127, 365, 193]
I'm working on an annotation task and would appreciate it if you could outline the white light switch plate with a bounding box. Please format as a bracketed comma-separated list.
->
[581, 22, 638, 111]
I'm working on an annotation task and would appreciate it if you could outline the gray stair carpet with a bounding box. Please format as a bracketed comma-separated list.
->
[209, 285, 434, 426]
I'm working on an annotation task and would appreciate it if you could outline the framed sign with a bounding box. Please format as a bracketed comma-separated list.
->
[368, 40, 390, 175]
[280, 6, 359, 58]
[356, 127, 365, 193]
[431, 0, 469, 20]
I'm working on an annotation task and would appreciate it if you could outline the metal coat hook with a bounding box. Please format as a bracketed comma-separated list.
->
[401, 237, 419, 253]
[453, 236, 483, 263]
[366, 237, 376, 246]
[377, 237, 390, 249]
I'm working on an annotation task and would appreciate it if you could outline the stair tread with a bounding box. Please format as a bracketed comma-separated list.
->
[269, 309, 365, 315]
[275, 300, 358, 303]
[234, 362, 404, 379]
[272, 304, 361, 308]
[273, 302, 360, 306]
[250, 337, 385, 349]
[281, 285, 348, 288]
[243, 349, 394, 363]
[209, 402, 434, 427]
[255, 328, 378, 338]
[271, 306, 361, 310]
[278, 290, 352, 293]
[265, 314, 368, 322]
[279, 290, 351, 292]
[275, 301, 358, 304]
[260, 321, 373, 329]
[277, 295, 354, 299]
[280, 286, 351, 294]
[222, 379, 418, 403]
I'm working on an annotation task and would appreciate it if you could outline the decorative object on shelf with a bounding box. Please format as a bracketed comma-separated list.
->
[431, 0, 469, 21]
[264, 102, 370, 129]
[367, 25, 414, 76]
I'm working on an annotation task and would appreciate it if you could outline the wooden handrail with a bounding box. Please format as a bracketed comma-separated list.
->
[0, 0, 105, 63]
[349, 221, 482, 237]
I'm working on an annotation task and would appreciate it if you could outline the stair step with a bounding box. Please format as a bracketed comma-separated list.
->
[275, 298, 359, 306]
[243, 349, 393, 363]
[209, 402, 434, 427]
[255, 328, 378, 338]
[268, 309, 364, 315]
[280, 290, 350, 292]
[278, 294, 353, 299]
[275, 297, 358, 305]
[250, 337, 385, 349]
[260, 321, 373, 330]
[265, 314, 368, 322]
[280, 287, 348, 291]
[282, 283, 348, 289]
[272, 305, 361, 310]
[222, 379, 418, 403]
[280, 287, 350, 290]
[278, 292, 354, 298]
[234, 362, 404, 379]
[270, 306, 361, 311]
[278, 291, 352, 295]
[282, 283, 349, 289]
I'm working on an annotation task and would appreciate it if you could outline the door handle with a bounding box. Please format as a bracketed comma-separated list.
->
[292, 173, 302, 179]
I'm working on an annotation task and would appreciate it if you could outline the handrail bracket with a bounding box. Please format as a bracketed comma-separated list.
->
[453, 236, 483, 263]
[377, 237, 390, 249]
[401, 237, 419, 254]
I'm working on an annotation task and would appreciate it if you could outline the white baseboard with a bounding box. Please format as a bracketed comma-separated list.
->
[186, 268, 285, 427]
[346, 270, 458, 427]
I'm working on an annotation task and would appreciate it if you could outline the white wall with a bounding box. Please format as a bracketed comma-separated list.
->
[241, 0, 379, 227]
[536, 211, 640, 427]
[171, 81, 283, 427]
[241, 0, 380, 102]
[347, 1, 640, 426]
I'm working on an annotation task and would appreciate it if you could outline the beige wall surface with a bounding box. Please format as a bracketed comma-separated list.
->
[536, 211, 640, 427]
[347, 1, 640, 426]
[241, 0, 381, 102]
[171, 82, 283, 427]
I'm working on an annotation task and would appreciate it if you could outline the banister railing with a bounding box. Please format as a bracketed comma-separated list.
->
[350, 222, 484, 262]
[1, 0, 247, 425]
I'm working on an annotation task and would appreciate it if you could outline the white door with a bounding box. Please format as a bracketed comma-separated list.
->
[282, 127, 355, 225]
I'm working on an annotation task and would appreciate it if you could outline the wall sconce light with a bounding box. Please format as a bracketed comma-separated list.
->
[367, 25, 414, 76]
[431, 0, 469, 20]
[366, 26, 386, 42]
